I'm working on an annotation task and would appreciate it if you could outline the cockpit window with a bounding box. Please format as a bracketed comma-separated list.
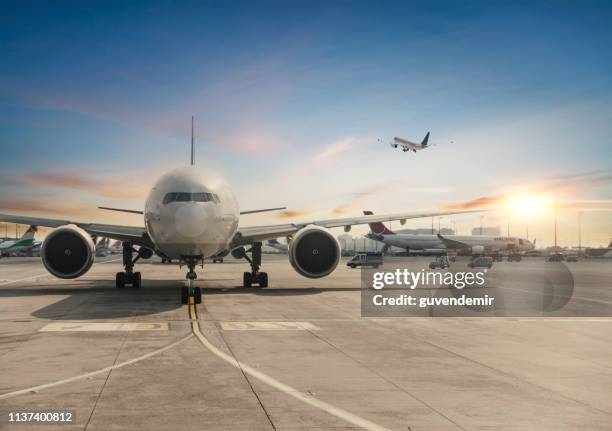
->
[163, 192, 221, 205]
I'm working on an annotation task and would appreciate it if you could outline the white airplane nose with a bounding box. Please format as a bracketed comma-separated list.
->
[174, 203, 209, 238]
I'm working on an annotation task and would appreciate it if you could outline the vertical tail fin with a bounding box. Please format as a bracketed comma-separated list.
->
[363, 211, 395, 235]
[21, 225, 37, 240]
[190, 116, 195, 166]
[421, 132, 430, 147]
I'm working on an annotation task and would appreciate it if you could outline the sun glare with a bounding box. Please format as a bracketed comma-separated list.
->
[505, 194, 551, 214]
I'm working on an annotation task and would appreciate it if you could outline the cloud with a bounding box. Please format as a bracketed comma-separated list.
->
[0, 197, 96, 217]
[273, 210, 315, 219]
[8, 172, 148, 199]
[312, 138, 354, 162]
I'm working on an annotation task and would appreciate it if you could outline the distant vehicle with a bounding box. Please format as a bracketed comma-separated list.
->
[491, 251, 503, 262]
[347, 253, 383, 268]
[507, 253, 522, 262]
[468, 256, 493, 269]
[389, 132, 431, 153]
[429, 256, 450, 269]
[547, 253, 565, 262]
[566, 254, 578, 262]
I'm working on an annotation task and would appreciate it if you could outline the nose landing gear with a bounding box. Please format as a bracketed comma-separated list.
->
[115, 242, 142, 289]
[181, 256, 203, 304]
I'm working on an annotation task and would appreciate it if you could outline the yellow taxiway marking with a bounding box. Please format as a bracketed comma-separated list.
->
[219, 321, 319, 331]
[39, 322, 169, 332]
[0, 333, 192, 400]
[188, 299, 390, 431]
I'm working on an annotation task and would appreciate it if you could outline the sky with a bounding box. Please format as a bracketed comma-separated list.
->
[1, 0, 611, 246]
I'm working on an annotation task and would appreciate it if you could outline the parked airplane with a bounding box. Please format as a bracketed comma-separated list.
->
[0, 226, 38, 257]
[0, 119, 478, 304]
[390, 132, 430, 153]
[585, 241, 612, 258]
[266, 239, 288, 253]
[363, 211, 534, 255]
[95, 237, 111, 257]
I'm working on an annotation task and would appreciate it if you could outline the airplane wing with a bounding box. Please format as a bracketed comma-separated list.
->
[233, 209, 482, 246]
[0, 213, 153, 247]
[436, 233, 470, 250]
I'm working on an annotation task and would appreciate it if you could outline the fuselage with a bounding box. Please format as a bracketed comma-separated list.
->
[374, 234, 534, 252]
[144, 167, 239, 259]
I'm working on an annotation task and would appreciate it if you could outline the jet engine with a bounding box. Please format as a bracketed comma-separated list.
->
[288, 225, 340, 278]
[41, 225, 95, 279]
[471, 245, 485, 255]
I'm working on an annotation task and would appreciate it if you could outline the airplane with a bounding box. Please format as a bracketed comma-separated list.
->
[266, 239, 288, 253]
[0, 118, 479, 304]
[389, 132, 430, 153]
[585, 241, 612, 258]
[363, 211, 534, 255]
[95, 237, 111, 257]
[0, 226, 38, 257]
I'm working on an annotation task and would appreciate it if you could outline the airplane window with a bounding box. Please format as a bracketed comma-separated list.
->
[163, 192, 219, 204]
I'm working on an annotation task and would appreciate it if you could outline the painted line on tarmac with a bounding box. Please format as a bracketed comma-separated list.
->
[188, 299, 390, 431]
[0, 334, 192, 400]
[0, 258, 122, 286]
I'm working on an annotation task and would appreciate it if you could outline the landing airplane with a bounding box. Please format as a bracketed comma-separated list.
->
[390, 132, 430, 153]
[0, 226, 37, 257]
[0, 119, 479, 304]
[363, 211, 534, 255]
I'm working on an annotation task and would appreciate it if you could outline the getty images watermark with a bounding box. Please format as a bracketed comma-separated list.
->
[359, 259, 606, 317]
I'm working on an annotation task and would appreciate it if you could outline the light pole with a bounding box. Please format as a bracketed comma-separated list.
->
[554, 215, 558, 249]
[578, 212, 582, 253]
[438, 217, 442, 233]
[479, 215, 484, 235]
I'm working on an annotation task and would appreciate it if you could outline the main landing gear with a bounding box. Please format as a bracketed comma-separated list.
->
[116, 242, 142, 289]
[240, 242, 268, 288]
[181, 256, 202, 305]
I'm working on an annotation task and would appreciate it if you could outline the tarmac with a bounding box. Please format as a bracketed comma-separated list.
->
[1, 254, 611, 430]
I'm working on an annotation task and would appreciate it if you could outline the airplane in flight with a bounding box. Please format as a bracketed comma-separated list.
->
[363, 211, 534, 255]
[0, 226, 38, 257]
[389, 132, 430, 153]
[0, 119, 478, 304]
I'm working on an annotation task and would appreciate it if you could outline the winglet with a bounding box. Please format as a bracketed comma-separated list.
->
[421, 132, 430, 147]
[190, 116, 195, 166]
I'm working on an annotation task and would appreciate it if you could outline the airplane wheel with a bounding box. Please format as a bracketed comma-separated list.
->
[243, 272, 252, 288]
[132, 272, 141, 288]
[116, 272, 125, 289]
[257, 272, 268, 288]
[194, 286, 202, 304]
[181, 286, 189, 304]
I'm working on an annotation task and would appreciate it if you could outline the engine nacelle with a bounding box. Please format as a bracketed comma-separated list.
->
[471, 245, 485, 255]
[288, 225, 340, 278]
[41, 225, 95, 279]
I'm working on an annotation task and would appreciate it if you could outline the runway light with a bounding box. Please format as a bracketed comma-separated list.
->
[505, 194, 551, 214]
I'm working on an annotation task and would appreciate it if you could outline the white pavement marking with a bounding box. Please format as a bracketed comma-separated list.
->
[39, 322, 169, 332]
[219, 321, 320, 331]
[0, 258, 122, 286]
[0, 334, 192, 400]
[189, 302, 390, 431]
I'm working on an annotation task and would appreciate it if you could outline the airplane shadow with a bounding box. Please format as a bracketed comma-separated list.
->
[3, 279, 361, 320]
